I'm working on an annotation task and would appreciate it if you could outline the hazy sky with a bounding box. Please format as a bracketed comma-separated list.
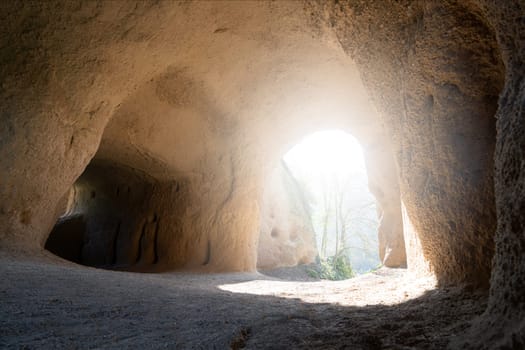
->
[283, 130, 369, 192]
[283, 130, 380, 272]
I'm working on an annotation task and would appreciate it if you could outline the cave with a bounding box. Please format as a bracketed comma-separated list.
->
[1, 1, 524, 348]
[45, 160, 162, 269]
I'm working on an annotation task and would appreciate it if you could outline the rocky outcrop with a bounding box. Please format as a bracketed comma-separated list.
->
[257, 162, 317, 270]
[322, 0, 521, 347]
[325, 0, 504, 287]
[454, 1, 525, 348]
[363, 137, 407, 268]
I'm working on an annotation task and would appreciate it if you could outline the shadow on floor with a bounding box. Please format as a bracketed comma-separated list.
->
[0, 257, 487, 349]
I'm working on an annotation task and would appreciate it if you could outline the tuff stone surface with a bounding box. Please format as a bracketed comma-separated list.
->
[257, 162, 317, 270]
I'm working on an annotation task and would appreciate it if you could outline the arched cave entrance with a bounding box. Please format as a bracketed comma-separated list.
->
[257, 130, 385, 278]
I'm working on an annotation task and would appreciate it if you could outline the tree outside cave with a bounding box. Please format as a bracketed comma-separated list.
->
[283, 130, 380, 279]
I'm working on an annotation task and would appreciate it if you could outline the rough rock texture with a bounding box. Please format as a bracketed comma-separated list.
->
[0, 0, 404, 273]
[322, 0, 523, 347]
[46, 161, 163, 269]
[325, 0, 504, 288]
[1, 0, 525, 347]
[364, 136, 407, 268]
[257, 162, 317, 269]
[454, 1, 525, 348]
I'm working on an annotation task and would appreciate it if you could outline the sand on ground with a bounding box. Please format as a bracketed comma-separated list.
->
[0, 253, 487, 349]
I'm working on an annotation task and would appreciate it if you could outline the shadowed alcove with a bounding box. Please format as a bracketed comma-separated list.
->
[46, 160, 161, 269]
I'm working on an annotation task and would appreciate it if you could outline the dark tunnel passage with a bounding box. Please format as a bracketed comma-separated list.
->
[46, 161, 160, 269]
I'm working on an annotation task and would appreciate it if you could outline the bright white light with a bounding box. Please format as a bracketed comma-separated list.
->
[283, 130, 380, 273]
[284, 130, 368, 188]
[218, 272, 437, 305]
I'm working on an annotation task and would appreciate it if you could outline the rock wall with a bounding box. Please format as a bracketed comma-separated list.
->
[322, 0, 524, 347]
[46, 161, 162, 269]
[363, 136, 406, 268]
[325, 0, 504, 287]
[456, 1, 525, 348]
[0, 1, 403, 273]
[257, 162, 317, 270]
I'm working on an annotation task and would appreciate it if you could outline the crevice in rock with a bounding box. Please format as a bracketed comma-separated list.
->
[203, 240, 211, 266]
[111, 220, 121, 265]
[153, 218, 160, 264]
[136, 221, 147, 264]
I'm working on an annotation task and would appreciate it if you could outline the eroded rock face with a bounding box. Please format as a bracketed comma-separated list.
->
[0, 1, 402, 273]
[363, 136, 407, 268]
[457, 1, 525, 348]
[257, 162, 317, 270]
[47, 161, 162, 268]
[326, 0, 504, 287]
[322, 0, 523, 347]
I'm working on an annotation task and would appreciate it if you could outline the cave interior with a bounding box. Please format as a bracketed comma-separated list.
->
[1, 1, 524, 348]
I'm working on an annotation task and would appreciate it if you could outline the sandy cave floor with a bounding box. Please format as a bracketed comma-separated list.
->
[0, 254, 488, 349]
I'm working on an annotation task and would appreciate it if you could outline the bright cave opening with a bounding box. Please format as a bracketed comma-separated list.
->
[284, 130, 380, 278]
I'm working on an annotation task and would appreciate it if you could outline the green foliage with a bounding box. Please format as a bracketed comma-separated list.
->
[367, 263, 384, 273]
[307, 254, 355, 280]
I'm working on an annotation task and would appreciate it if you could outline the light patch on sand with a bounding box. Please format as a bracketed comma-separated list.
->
[219, 268, 436, 306]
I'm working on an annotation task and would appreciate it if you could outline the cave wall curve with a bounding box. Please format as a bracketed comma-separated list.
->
[325, 0, 504, 286]
[0, 1, 404, 272]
